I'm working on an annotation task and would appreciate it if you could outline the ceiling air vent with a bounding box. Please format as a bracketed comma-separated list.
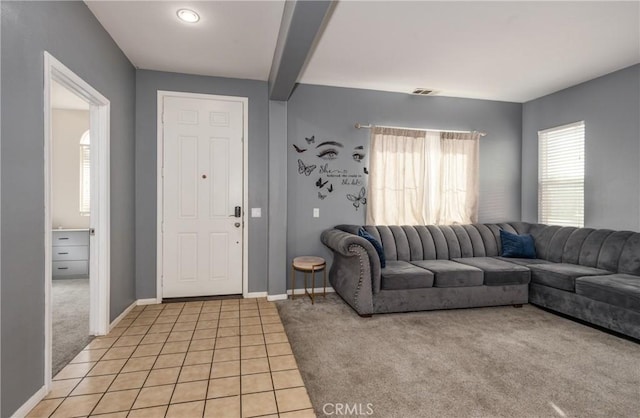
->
[411, 88, 436, 96]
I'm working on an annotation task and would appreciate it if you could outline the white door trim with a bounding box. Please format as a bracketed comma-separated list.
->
[156, 90, 249, 301]
[43, 52, 111, 387]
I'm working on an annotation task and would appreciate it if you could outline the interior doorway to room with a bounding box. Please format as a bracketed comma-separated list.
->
[158, 92, 248, 299]
[44, 52, 111, 384]
[50, 80, 92, 376]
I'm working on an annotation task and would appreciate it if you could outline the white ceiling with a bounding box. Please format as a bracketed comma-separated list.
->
[85, 1, 285, 80]
[52, 80, 90, 110]
[86, 1, 640, 103]
[300, 1, 640, 102]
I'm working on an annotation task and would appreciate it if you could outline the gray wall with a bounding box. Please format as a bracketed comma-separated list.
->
[135, 70, 270, 297]
[1, 1, 136, 416]
[268, 101, 288, 296]
[285, 84, 523, 289]
[522, 64, 640, 231]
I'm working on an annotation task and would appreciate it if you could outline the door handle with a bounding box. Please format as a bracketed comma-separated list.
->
[230, 206, 241, 218]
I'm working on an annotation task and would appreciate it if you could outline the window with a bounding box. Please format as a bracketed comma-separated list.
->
[538, 121, 585, 227]
[79, 130, 90, 216]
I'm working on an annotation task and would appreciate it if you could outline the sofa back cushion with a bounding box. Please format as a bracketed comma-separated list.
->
[363, 223, 531, 263]
[528, 224, 640, 275]
[342, 223, 640, 275]
[617, 233, 640, 276]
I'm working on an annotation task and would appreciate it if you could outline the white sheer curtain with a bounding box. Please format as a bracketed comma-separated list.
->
[438, 132, 480, 224]
[366, 128, 440, 225]
[366, 127, 479, 225]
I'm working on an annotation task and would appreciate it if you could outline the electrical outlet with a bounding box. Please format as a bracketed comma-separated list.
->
[313, 208, 320, 218]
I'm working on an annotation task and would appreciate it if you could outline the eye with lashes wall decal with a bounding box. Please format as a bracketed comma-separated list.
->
[293, 134, 367, 208]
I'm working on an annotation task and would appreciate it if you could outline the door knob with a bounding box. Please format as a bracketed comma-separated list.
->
[234, 222, 241, 228]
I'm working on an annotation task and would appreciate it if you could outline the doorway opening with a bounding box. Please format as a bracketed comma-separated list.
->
[44, 52, 111, 386]
[50, 80, 92, 375]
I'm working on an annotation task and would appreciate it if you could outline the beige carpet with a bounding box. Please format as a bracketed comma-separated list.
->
[52, 278, 93, 376]
[277, 294, 640, 418]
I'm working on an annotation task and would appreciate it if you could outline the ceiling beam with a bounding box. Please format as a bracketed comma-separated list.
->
[268, 0, 334, 101]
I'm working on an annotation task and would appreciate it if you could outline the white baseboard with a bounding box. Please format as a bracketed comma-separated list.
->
[245, 291, 268, 298]
[19, 298, 160, 417]
[267, 294, 288, 302]
[11, 385, 47, 418]
[109, 300, 137, 331]
[268, 287, 335, 301]
[288, 286, 334, 296]
[137, 298, 160, 306]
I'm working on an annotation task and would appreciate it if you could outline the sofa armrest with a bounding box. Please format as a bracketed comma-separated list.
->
[321, 229, 381, 316]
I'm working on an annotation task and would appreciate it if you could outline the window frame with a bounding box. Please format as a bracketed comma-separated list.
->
[79, 129, 90, 216]
[537, 121, 585, 227]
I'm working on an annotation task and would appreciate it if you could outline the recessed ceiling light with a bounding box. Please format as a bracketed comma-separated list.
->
[177, 9, 200, 23]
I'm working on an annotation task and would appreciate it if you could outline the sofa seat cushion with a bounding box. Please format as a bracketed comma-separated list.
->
[529, 263, 613, 292]
[381, 261, 434, 290]
[495, 257, 553, 267]
[411, 260, 483, 287]
[453, 257, 530, 286]
[575, 274, 640, 313]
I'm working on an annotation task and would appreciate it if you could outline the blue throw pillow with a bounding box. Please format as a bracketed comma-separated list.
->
[500, 229, 536, 259]
[358, 227, 386, 268]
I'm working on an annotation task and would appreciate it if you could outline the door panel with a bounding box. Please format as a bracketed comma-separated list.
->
[178, 136, 198, 219]
[177, 233, 198, 282]
[209, 138, 229, 218]
[162, 96, 243, 298]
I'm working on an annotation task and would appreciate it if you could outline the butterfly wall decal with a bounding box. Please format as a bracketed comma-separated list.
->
[327, 184, 333, 193]
[364, 167, 369, 175]
[355, 145, 364, 150]
[298, 159, 316, 176]
[315, 177, 328, 188]
[347, 187, 367, 210]
[293, 144, 307, 153]
[318, 192, 326, 200]
[305, 135, 315, 144]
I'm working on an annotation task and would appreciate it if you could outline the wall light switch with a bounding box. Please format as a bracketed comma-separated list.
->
[251, 208, 261, 218]
[313, 208, 320, 218]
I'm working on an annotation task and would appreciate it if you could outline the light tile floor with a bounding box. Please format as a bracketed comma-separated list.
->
[28, 298, 316, 418]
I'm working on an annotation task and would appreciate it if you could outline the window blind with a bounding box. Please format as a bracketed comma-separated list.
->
[79, 143, 91, 216]
[538, 121, 584, 227]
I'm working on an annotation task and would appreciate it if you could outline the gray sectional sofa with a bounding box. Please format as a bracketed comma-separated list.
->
[320, 222, 640, 340]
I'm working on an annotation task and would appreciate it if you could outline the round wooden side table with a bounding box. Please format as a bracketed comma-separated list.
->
[291, 256, 327, 304]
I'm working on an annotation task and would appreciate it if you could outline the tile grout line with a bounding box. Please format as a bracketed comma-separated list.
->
[87, 302, 178, 416]
[201, 301, 222, 418]
[41, 299, 294, 418]
[237, 302, 243, 418]
[47, 307, 144, 417]
[261, 306, 280, 417]
[131, 302, 183, 415]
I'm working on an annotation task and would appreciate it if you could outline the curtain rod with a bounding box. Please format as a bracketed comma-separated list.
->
[354, 123, 487, 137]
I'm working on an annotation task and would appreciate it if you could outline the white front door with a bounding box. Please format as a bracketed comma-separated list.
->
[162, 96, 244, 298]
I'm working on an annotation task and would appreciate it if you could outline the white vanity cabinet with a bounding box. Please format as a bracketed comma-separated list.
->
[52, 229, 89, 278]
